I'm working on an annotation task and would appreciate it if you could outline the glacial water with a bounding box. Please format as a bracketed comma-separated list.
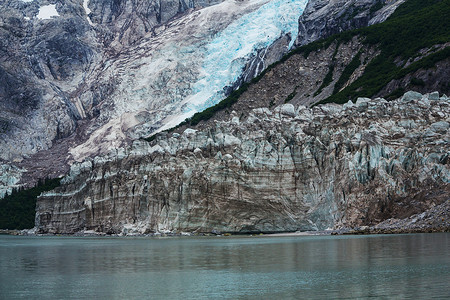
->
[0, 233, 449, 299]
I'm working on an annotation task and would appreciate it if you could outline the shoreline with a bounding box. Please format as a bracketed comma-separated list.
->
[2, 226, 448, 238]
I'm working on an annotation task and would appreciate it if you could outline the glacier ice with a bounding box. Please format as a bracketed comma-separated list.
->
[158, 0, 308, 130]
[70, 0, 308, 161]
[83, 0, 94, 26]
[186, 0, 308, 113]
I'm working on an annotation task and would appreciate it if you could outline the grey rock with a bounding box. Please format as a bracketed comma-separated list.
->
[88, 0, 224, 48]
[295, 0, 405, 47]
[0, 0, 99, 161]
[430, 121, 449, 134]
[280, 104, 296, 117]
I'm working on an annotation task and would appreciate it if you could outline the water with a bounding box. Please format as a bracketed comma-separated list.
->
[0, 233, 448, 299]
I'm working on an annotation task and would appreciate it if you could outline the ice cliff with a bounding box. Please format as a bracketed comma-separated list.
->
[36, 92, 450, 234]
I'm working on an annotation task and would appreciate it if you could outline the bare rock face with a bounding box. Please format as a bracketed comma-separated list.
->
[0, 0, 98, 161]
[0, 0, 226, 163]
[295, 0, 405, 46]
[36, 92, 450, 234]
[88, 0, 224, 48]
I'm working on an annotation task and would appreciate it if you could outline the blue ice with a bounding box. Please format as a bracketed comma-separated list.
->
[186, 0, 308, 113]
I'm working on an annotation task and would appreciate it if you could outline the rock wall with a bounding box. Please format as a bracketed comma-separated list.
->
[295, 0, 405, 46]
[89, 0, 224, 48]
[0, 0, 226, 163]
[0, 0, 99, 161]
[36, 91, 450, 234]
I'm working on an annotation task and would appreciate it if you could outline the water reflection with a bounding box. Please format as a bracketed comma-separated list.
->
[1, 234, 449, 299]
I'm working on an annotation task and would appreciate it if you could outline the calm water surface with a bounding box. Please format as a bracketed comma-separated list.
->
[0, 233, 449, 299]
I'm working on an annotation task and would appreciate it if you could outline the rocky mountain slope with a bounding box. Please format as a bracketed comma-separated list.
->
[1, 0, 449, 234]
[172, 0, 449, 132]
[0, 0, 310, 196]
[1, 0, 406, 198]
[36, 91, 449, 234]
[295, 0, 406, 46]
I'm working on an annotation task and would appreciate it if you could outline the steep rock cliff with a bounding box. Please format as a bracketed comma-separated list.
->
[0, 0, 99, 162]
[36, 91, 450, 234]
[0, 0, 228, 163]
[295, 0, 405, 46]
[88, 0, 225, 48]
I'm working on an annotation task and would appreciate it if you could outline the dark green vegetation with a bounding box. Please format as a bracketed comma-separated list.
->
[410, 77, 425, 87]
[0, 178, 61, 230]
[284, 87, 298, 103]
[313, 42, 342, 96]
[369, 0, 384, 14]
[319, 0, 449, 104]
[144, 0, 449, 141]
[333, 51, 362, 94]
[315, 65, 335, 96]
[144, 82, 250, 141]
[189, 82, 249, 126]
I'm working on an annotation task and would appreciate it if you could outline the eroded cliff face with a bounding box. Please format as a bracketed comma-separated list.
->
[88, 0, 225, 48]
[0, 0, 99, 162]
[36, 91, 450, 234]
[295, 0, 405, 46]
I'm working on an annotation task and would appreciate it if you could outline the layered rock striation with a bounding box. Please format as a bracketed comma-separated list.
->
[36, 91, 450, 234]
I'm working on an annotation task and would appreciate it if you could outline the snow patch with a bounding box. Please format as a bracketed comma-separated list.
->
[37, 4, 59, 20]
[83, 0, 94, 26]
[21, 0, 34, 2]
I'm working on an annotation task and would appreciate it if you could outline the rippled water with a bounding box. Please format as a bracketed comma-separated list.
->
[0, 233, 449, 299]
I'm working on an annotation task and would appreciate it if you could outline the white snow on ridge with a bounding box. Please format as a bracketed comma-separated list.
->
[37, 4, 59, 20]
[83, 0, 94, 26]
[21, 0, 34, 2]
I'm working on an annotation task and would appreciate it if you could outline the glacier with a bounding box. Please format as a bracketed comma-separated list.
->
[70, 0, 309, 161]
[185, 0, 308, 114]
[83, 0, 94, 26]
